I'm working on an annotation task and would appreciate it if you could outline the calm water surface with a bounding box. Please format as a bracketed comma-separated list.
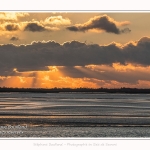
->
[0, 92, 150, 137]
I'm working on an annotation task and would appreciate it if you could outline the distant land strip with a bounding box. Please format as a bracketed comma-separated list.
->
[0, 87, 150, 93]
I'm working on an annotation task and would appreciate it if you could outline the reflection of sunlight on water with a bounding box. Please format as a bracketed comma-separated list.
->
[1, 101, 42, 109]
[1, 93, 150, 137]
[0, 93, 150, 119]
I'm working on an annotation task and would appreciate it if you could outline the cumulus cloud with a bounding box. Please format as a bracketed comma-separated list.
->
[0, 12, 29, 22]
[10, 36, 19, 41]
[0, 14, 64, 32]
[5, 24, 19, 31]
[0, 37, 150, 75]
[66, 15, 131, 34]
[0, 23, 20, 31]
[25, 16, 72, 32]
[24, 23, 48, 32]
[43, 16, 71, 26]
[0, 21, 58, 32]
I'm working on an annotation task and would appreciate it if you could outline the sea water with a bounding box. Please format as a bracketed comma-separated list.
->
[0, 92, 150, 137]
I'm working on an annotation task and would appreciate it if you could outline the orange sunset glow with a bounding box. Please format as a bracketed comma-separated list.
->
[1, 12, 150, 88]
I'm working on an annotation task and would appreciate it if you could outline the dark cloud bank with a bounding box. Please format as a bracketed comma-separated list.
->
[0, 37, 150, 74]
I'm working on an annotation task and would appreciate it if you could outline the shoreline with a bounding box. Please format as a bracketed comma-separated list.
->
[1, 87, 150, 94]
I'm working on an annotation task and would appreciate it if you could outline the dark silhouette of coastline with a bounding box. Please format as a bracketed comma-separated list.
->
[0, 87, 150, 93]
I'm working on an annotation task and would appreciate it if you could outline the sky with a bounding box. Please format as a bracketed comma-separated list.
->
[1, 12, 150, 88]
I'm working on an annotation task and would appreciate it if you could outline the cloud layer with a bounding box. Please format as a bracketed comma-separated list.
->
[1, 36, 150, 87]
[0, 37, 150, 75]
[67, 15, 131, 34]
[58, 64, 150, 84]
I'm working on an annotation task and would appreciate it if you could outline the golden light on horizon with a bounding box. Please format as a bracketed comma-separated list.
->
[19, 77, 26, 83]
[48, 66, 58, 72]
[1, 63, 150, 89]
[112, 63, 136, 71]
[43, 75, 50, 81]
[0, 76, 31, 88]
